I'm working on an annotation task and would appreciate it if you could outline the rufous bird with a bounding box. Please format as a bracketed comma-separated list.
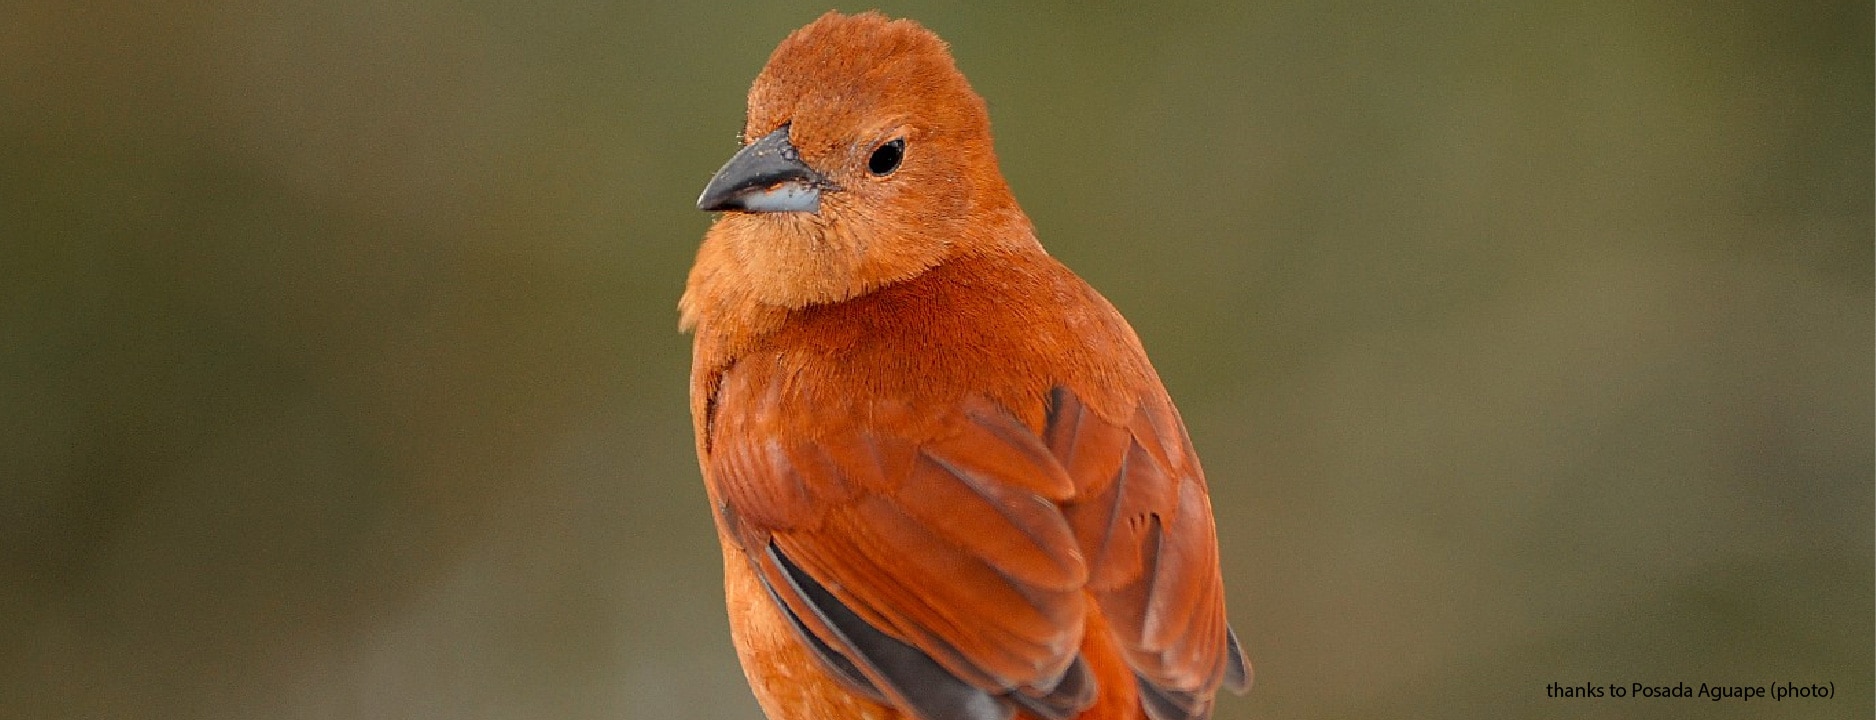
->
[682, 11, 1250, 720]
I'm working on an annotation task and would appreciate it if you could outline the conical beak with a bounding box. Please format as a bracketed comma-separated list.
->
[697, 124, 835, 213]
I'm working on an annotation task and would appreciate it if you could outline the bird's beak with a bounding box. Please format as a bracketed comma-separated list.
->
[697, 124, 834, 214]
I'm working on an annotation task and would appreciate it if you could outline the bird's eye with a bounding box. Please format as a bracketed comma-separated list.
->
[868, 138, 905, 176]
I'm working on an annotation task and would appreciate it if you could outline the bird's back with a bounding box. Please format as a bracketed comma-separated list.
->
[695, 245, 1246, 720]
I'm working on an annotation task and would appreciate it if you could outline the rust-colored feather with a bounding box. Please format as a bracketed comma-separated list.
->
[684, 11, 1249, 720]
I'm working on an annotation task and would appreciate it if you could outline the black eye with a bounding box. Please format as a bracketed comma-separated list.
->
[868, 138, 905, 176]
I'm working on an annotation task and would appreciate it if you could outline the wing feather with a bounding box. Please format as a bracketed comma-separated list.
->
[708, 362, 1246, 720]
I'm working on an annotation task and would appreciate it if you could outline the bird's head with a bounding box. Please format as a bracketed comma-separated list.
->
[693, 11, 1027, 310]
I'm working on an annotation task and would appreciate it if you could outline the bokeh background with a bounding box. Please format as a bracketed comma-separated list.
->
[4, 1, 1869, 718]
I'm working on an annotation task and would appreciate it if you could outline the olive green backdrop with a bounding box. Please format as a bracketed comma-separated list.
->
[3, 2, 1869, 719]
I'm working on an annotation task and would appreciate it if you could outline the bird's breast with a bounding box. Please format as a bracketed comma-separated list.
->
[692, 249, 1156, 473]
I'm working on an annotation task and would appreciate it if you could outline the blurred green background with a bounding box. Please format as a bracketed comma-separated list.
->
[3, 1, 1869, 718]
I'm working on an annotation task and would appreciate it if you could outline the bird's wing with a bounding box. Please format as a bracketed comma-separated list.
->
[1044, 387, 1251, 720]
[707, 363, 1245, 720]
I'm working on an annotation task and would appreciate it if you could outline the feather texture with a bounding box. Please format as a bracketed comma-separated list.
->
[685, 11, 1250, 720]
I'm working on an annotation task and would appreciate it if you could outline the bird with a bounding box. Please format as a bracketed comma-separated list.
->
[681, 11, 1250, 720]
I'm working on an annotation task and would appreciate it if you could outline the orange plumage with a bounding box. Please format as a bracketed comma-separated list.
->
[682, 12, 1250, 720]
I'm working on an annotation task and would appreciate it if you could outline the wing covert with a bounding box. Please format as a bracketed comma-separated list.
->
[706, 365, 1248, 720]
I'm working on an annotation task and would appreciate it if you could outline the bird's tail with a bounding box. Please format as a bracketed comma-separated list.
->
[1063, 608, 1146, 720]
